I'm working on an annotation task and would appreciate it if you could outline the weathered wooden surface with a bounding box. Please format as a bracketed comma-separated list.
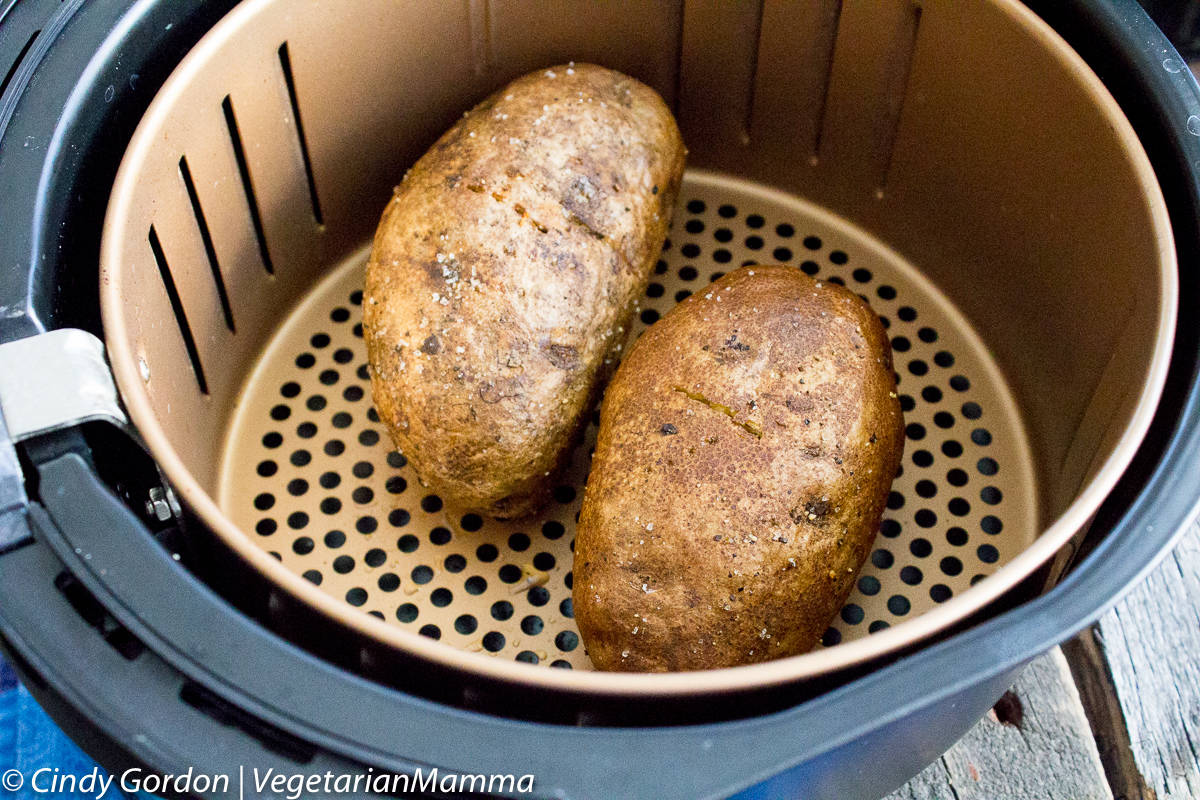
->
[885, 648, 1111, 800]
[1063, 626, 1155, 800]
[887, 519, 1200, 800]
[1088, 519, 1200, 799]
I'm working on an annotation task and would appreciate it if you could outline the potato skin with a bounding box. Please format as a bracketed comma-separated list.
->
[574, 266, 904, 671]
[364, 65, 685, 518]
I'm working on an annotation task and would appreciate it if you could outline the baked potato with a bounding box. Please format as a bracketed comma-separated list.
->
[364, 64, 685, 518]
[574, 266, 904, 671]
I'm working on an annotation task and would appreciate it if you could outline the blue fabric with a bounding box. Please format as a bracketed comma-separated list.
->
[0, 659, 144, 800]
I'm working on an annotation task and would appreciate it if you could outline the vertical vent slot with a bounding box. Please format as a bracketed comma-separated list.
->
[671, 0, 686, 116]
[221, 95, 275, 275]
[179, 155, 235, 332]
[742, 0, 767, 144]
[148, 225, 209, 395]
[277, 42, 324, 226]
[0, 29, 39, 100]
[878, 1, 923, 192]
[811, 0, 844, 159]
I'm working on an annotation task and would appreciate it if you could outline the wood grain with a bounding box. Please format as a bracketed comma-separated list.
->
[885, 648, 1111, 800]
[1090, 520, 1200, 799]
[1063, 626, 1155, 800]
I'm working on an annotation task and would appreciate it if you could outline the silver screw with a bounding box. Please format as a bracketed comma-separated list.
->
[144, 486, 179, 522]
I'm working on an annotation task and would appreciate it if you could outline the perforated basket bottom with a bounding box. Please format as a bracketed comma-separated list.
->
[218, 171, 1037, 670]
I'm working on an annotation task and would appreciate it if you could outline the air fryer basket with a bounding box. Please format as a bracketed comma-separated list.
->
[99, 0, 1175, 697]
[2, 0, 1199, 797]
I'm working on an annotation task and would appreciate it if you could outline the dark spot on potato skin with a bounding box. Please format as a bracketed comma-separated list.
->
[547, 248, 585, 274]
[715, 333, 753, 364]
[785, 394, 815, 416]
[543, 343, 581, 370]
[561, 174, 610, 240]
[660, 423, 678, 435]
[609, 250, 624, 276]
[724, 334, 750, 352]
[478, 377, 524, 405]
[420, 335, 440, 355]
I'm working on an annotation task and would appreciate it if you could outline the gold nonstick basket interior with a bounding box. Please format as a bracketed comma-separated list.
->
[99, 0, 1176, 696]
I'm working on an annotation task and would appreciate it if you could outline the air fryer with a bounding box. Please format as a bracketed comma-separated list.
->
[0, 0, 1199, 798]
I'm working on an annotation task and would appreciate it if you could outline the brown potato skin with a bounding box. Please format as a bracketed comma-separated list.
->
[364, 65, 685, 518]
[574, 266, 904, 671]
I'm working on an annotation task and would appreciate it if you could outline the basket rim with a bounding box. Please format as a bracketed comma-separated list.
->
[98, 0, 1178, 697]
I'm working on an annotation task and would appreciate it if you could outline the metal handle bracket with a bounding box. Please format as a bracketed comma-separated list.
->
[0, 328, 128, 442]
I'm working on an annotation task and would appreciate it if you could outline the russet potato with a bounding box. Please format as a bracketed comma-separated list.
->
[365, 64, 685, 518]
[574, 266, 904, 671]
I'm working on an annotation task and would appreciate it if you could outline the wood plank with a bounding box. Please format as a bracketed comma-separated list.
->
[885, 648, 1111, 800]
[1087, 519, 1200, 799]
[1062, 626, 1154, 800]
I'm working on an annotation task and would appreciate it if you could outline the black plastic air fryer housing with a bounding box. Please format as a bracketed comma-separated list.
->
[0, 1, 1198, 798]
